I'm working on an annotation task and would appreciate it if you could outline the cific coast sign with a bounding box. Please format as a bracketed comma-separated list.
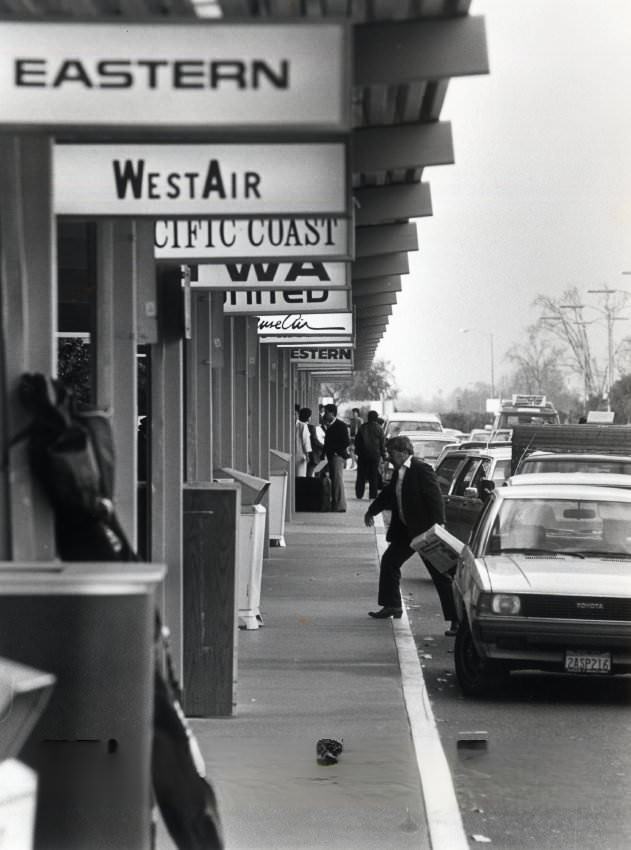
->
[53, 144, 347, 217]
[154, 218, 352, 262]
[0, 20, 350, 132]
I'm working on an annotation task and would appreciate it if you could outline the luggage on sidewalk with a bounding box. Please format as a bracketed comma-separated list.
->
[295, 472, 332, 512]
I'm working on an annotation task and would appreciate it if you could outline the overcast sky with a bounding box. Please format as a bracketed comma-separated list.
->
[376, 0, 631, 401]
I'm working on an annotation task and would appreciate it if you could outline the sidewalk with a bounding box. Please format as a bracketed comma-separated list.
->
[159, 472, 472, 850]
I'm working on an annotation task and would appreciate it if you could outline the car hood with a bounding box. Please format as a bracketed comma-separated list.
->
[480, 554, 631, 596]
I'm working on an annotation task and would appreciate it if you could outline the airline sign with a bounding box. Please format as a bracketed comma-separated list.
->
[223, 289, 349, 315]
[291, 348, 354, 369]
[256, 313, 352, 337]
[290, 347, 353, 362]
[192, 261, 349, 290]
[259, 336, 353, 345]
[53, 144, 347, 217]
[154, 217, 352, 262]
[0, 21, 350, 132]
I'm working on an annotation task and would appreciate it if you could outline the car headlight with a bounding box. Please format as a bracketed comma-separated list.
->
[490, 594, 521, 615]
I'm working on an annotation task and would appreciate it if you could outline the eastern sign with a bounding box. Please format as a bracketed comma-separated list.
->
[192, 261, 349, 290]
[0, 21, 349, 132]
[223, 289, 349, 315]
[154, 217, 352, 262]
[290, 347, 353, 361]
[256, 313, 352, 336]
[53, 144, 347, 217]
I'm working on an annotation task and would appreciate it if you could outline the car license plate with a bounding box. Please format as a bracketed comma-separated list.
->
[564, 650, 611, 674]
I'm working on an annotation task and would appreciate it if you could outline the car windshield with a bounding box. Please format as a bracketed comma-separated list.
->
[486, 497, 631, 557]
[410, 439, 450, 464]
[498, 412, 558, 427]
[387, 420, 442, 434]
[520, 458, 631, 475]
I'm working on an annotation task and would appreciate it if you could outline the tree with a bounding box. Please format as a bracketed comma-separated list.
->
[534, 287, 605, 401]
[349, 358, 398, 400]
[322, 358, 398, 405]
[609, 374, 631, 423]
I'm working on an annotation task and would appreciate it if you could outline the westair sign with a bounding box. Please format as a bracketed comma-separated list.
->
[192, 261, 349, 290]
[223, 289, 349, 315]
[154, 217, 352, 262]
[0, 20, 350, 132]
[53, 144, 347, 217]
[256, 313, 352, 337]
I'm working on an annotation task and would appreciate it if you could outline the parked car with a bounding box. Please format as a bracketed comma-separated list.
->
[383, 411, 443, 436]
[400, 431, 456, 467]
[514, 451, 631, 476]
[507, 472, 631, 490]
[452, 482, 631, 696]
[434, 446, 512, 542]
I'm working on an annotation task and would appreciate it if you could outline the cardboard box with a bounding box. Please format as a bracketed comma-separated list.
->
[410, 523, 464, 573]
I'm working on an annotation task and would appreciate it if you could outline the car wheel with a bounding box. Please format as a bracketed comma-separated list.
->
[455, 619, 498, 697]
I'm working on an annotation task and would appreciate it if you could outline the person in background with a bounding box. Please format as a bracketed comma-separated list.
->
[307, 417, 325, 477]
[322, 403, 350, 511]
[295, 407, 312, 478]
[354, 410, 386, 500]
[363, 435, 458, 635]
[318, 403, 327, 427]
[348, 407, 363, 469]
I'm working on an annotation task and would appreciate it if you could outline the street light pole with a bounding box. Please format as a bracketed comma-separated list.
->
[459, 328, 495, 398]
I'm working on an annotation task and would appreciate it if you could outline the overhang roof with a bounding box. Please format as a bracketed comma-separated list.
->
[3, 0, 488, 373]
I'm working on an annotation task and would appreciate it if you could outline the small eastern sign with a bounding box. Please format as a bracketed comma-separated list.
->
[192, 261, 349, 290]
[223, 289, 349, 315]
[155, 217, 352, 262]
[0, 20, 350, 132]
[256, 312, 352, 336]
[53, 143, 347, 217]
[290, 347, 353, 361]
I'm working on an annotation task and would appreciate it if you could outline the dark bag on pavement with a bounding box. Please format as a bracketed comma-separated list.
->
[295, 469, 332, 512]
[12, 372, 224, 850]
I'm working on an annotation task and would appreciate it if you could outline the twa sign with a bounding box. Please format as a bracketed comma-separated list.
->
[193, 261, 348, 290]
[0, 20, 350, 132]
[53, 144, 347, 216]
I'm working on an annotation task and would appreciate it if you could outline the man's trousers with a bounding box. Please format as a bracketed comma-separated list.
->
[378, 537, 456, 621]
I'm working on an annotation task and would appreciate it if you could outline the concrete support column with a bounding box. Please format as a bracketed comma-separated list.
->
[0, 135, 56, 560]
[152, 265, 184, 678]
[246, 318, 260, 476]
[185, 292, 213, 482]
[269, 347, 279, 449]
[210, 291, 224, 473]
[232, 316, 248, 472]
[219, 317, 235, 467]
[95, 220, 138, 546]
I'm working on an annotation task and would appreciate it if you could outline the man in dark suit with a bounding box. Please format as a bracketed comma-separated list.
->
[323, 402, 350, 511]
[364, 435, 457, 634]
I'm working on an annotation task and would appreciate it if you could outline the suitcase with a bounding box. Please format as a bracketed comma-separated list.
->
[295, 474, 332, 512]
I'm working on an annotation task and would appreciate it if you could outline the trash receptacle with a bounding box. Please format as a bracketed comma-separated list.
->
[0, 561, 164, 850]
[269, 449, 291, 547]
[217, 469, 269, 630]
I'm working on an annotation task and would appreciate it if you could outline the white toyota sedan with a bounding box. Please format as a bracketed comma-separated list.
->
[452, 482, 631, 696]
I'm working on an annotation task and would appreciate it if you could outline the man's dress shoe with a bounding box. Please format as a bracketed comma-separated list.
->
[368, 607, 403, 619]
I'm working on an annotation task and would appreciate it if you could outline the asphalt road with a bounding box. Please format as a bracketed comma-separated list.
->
[401, 558, 631, 850]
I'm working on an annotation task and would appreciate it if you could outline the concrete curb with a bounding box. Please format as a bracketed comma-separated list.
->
[373, 515, 469, 850]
